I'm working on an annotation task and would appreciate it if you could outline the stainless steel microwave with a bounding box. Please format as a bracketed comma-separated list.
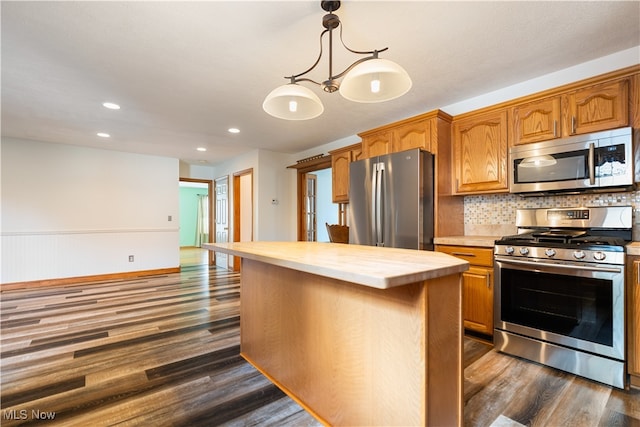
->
[509, 127, 633, 195]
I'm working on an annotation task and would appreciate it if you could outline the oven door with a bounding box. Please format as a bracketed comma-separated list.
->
[494, 256, 624, 361]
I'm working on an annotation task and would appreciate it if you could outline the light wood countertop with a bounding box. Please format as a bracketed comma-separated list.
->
[434, 235, 501, 248]
[204, 241, 468, 289]
[627, 242, 640, 256]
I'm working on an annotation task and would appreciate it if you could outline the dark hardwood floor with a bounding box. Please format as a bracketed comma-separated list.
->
[1, 266, 638, 426]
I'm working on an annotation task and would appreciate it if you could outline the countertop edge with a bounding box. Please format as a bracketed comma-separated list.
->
[203, 242, 469, 289]
[627, 242, 640, 256]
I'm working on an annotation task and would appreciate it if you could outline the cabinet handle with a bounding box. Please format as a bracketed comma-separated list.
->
[553, 120, 557, 137]
[571, 116, 576, 135]
[637, 262, 640, 285]
[486, 275, 491, 289]
[452, 252, 476, 257]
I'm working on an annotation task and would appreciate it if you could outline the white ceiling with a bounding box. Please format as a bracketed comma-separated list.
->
[2, 1, 639, 166]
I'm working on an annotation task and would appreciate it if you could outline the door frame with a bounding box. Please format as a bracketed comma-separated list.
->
[289, 156, 332, 241]
[179, 177, 214, 266]
[232, 168, 253, 271]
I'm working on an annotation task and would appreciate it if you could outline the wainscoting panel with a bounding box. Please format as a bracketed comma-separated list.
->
[1, 229, 179, 283]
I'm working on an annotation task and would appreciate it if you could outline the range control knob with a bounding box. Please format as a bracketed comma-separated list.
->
[519, 247, 530, 256]
[573, 250, 586, 260]
[593, 251, 606, 261]
[544, 248, 556, 257]
[504, 246, 515, 255]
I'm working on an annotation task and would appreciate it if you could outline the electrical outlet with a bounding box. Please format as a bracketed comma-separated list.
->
[129, 255, 134, 262]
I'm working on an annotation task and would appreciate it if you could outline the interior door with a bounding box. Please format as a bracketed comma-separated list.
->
[215, 176, 229, 269]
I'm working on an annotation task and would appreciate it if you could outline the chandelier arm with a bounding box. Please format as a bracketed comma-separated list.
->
[337, 23, 389, 56]
[331, 55, 377, 80]
[287, 29, 330, 81]
[292, 77, 323, 86]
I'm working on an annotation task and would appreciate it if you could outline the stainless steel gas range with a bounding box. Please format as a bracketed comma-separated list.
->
[494, 206, 631, 389]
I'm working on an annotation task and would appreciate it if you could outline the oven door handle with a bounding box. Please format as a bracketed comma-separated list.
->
[496, 257, 622, 273]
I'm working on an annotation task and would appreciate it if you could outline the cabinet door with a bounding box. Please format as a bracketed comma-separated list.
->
[392, 119, 431, 153]
[566, 79, 629, 135]
[462, 266, 494, 335]
[629, 258, 640, 385]
[512, 97, 561, 145]
[331, 149, 352, 203]
[452, 109, 508, 194]
[352, 146, 364, 162]
[436, 245, 494, 336]
[361, 131, 392, 158]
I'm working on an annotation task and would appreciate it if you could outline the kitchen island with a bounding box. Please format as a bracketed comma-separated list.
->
[203, 241, 468, 426]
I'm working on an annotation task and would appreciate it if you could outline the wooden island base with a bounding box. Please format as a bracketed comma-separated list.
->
[205, 242, 467, 426]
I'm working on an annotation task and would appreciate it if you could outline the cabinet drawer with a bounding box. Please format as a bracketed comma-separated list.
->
[436, 245, 494, 267]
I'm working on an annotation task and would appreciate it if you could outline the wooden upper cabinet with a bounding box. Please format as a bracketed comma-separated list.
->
[452, 109, 509, 194]
[512, 97, 561, 145]
[392, 119, 432, 153]
[565, 79, 629, 135]
[329, 143, 362, 203]
[511, 77, 631, 146]
[361, 130, 392, 158]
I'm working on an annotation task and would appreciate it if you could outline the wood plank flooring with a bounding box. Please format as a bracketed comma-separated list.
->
[1, 265, 639, 426]
[180, 247, 210, 267]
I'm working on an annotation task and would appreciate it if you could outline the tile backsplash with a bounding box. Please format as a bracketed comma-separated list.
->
[464, 190, 640, 239]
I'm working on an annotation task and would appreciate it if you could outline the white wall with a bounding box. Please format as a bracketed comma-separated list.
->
[179, 161, 215, 180]
[1, 138, 180, 283]
[209, 148, 297, 243]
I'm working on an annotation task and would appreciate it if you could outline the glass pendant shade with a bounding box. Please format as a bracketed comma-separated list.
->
[263, 83, 324, 120]
[339, 58, 412, 103]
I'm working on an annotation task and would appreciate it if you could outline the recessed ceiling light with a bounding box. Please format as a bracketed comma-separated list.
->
[228, 128, 240, 134]
[197, 147, 207, 152]
[102, 102, 120, 110]
[97, 132, 110, 138]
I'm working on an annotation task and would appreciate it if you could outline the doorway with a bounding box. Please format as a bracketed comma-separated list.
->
[290, 155, 337, 242]
[179, 178, 213, 268]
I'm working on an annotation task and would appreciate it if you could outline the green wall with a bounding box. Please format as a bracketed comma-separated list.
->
[179, 186, 204, 247]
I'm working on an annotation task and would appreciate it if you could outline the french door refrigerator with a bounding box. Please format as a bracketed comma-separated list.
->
[348, 148, 434, 250]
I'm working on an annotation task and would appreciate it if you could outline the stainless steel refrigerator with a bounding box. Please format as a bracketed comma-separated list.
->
[348, 148, 434, 250]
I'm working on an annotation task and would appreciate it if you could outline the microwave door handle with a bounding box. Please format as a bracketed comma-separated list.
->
[588, 142, 596, 185]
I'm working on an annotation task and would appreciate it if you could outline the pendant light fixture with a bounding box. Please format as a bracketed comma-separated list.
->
[262, 1, 412, 120]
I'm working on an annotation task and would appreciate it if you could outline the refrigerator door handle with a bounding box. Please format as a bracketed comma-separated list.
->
[375, 162, 385, 246]
[371, 163, 378, 244]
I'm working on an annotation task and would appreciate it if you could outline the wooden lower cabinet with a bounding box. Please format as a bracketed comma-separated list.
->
[436, 245, 494, 336]
[626, 256, 640, 388]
